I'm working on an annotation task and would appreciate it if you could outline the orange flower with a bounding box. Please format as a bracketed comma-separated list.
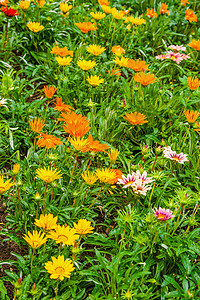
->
[29, 117, 45, 133]
[100, 5, 113, 14]
[0, 0, 9, 6]
[60, 112, 90, 137]
[160, 3, 170, 15]
[188, 39, 200, 51]
[75, 22, 97, 33]
[134, 72, 156, 85]
[194, 121, 200, 132]
[53, 96, 74, 112]
[51, 46, 73, 57]
[185, 110, 199, 123]
[107, 69, 121, 76]
[82, 134, 110, 153]
[98, 0, 110, 5]
[90, 12, 106, 20]
[127, 59, 149, 72]
[125, 16, 146, 26]
[188, 77, 200, 90]
[43, 86, 57, 98]
[36, 133, 63, 149]
[185, 9, 197, 23]
[123, 112, 148, 125]
[111, 45, 125, 56]
[112, 9, 124, 20]
[146, 8, 157, 18]
[181, 0, 190, 5]
[107, 169, 123, 184]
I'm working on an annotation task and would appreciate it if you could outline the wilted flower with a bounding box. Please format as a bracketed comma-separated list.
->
[27, 21, 44, 32]
[107, 69, 121, 76]
[45, 255, 74, 281]
[12, 164, 20, 175]
[153, 207, 175, 221]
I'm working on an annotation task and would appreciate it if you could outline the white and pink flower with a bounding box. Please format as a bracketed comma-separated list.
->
[164, 149, 188, 164]
[117, 173, 137, 188]
[133, 178, 152, 196]
[168, 45, 186, 52]
[153, 207, 175, 221]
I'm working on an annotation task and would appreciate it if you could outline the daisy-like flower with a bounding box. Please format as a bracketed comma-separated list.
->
[29, 117, 45, 133]
[36, 133, 63, 149]
[81, 134, 110, 153]
[87, 75, 104, 86]
[96, 168, 118, 184]
[90, 11, 106, 20]
[69, 136, 88, 152]
[47, 225, 79, 245]
[35, 0, 45, 8]
[164, 149, 188, 164]
[12, 164, 20, 175]
[181, 0, 190, 5]
[168, 45, 186, 52]
[112, 9, 124, 19]
[19, 0, 30, 10]
[125, 16, 146, 26]
[59, 2, 72, 12]
[127, 59, 149, 72]
[0, 0, 9, 6]
[53, 96, 74, 112]
[73, 219, 94, 235]
[81, 171, 98, 185]
[160, 3, 170, 15]
[123, 112, 148, 126]
[1, 6, 19, 17]
[188, 39, 200, 51]
[77, 59, 96, 71]
[51, 46, 73, 57]
[133, 178, 152, 196]
[135, 170, 153, 184]
[111, 45, 125, 56]
[35, 214, 58, 231]
[43, 86, 57, 98]
[27, 21, 44, 32]
[56, 56, 72, 66]
[188, 77, 200, 90]
[100, 5, 113, 14]
[87, 44, 106, 56]
[108, 169, 123, 184]
[194, 121, 200, 132]
[60, 111, 90, 137]
[36, 166, 62, 183]
[114, 56, 129, 67]
[98, 0, 110, 5]
[45, 255, 74, 281]
[23, 230, 47, 249]
[153, 207, 175, 221]
[146, 8, 157, 18]
[108, 149, 120, 163]
[117, 172, 136, 188]
[75, 22, 97, 33]
[185, 9, 197, 23]
[0, 176, 15, 194]
[134, 72, 156, 85]
[185, 110, 199, 123]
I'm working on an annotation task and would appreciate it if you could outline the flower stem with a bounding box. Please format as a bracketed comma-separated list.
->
[55, 279, 59, 297]
[151, 154, 158, 173]
[89, 186, 103, 209]
[170, 163, 175, 178]
[180, 125, 190, 151]
[3, 18, 8, 48]
[119, 222, 127, 252]
[43, 183, 48, 213]
[30, 249, 35, 272]
[171, 205, 183, 236]
[86, 156, 93, 171]
[68, 153, 78, 186]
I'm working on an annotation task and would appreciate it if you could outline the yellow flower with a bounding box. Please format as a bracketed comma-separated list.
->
[23, 230, 47, 249]
[27, 22, 44, 33]
[81, 171, 98, 185]
[0, 176, 15, 194]
[36, 166, 62, 183]
[112, 9, 124, 19]
[87, 75, 104, 86]
[77, 59, 96, 71]
[47, 225, 79, 245]
[59, 2, 72, 12]
[125, 16, 146, 25]
[29, 117, 45, 133]
[87, 44, 106, 56]
[95, 168, 118, 184]
[56, 56, 72, 66]
[35, 214, 58, 231]
[114, 56, 129, 67]
[185, 110, 199, 123]
[45, 255, 74, 281]
[19, 0, 30, 10]
[100, 5, 113, 14]
[73, 219, 94, 235]
[90, 11, 106, 20]
[12, 164, 20, 175]
[69, 136, 88, 151]
[111, 45, 125, 56]
[108, 149, 120, 163]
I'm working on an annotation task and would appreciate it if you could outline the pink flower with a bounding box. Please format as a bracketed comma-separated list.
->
[135, 170, 153, 184]
[156, 51, 190, 64]
[133, 178, 152, 196]
[117, 173, 137, 188]
[164, 149, 188, 164]
[153, 207, 175, 221]
[168, 45, 186, 52]
[155, 54, 166, 60]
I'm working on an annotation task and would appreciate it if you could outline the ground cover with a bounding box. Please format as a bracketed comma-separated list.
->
[0, 0, 200, 299]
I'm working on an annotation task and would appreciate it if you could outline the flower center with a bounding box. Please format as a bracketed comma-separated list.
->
[58, 234, 68, 242]
[172, 157, 180, 162]
[157, 214, 167, 220]
[55, 266, 65, 275]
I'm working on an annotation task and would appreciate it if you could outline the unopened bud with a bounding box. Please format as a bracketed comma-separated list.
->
[35, 191, 41, 200]
[14, 278, 22, 289]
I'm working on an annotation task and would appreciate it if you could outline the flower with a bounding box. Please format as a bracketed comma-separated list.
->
[69, 136, 88, 151]
[160, 3, 170, 15]
[19, 0, 30, 10]
[185, 110, 199, 123]
[96, 168, 118, 184]
[53, 96, 74, 112]
[61, 111, 90, 137]
[181, 0, 190, 5]
[194, 121, 200, 132]
[125, 16, 146, 25]
[77, 59, 96, 71]
[73, 219, 94, 235]
[0, 0, 9, 6]
[188, 39, 200, 51]
[188, 77, 200, 90]
[34, 0, 45, 7]
[59, 2, 72, 12]
[51, 46, 73, 57]
[87, 44, 106, 56]
[123, 112, 148, 126]
[108, 169, 123, 184]
[23, 230, 47, 249]
[133, 178, 152, 196]
[153, 207, 175, 221]
[146, 8, 157, 18]
[185, 9, 197, 22]
[118, 170, 153, 189]
[0, 176, 15, 194]
[29, 118, 45, 133]
[98, 0, 110, 5]
[36, 166, 62, 183]
[45, 255, 74, 281]
[87, 75, 104, 86]
[12, 164, 20, 175]
[1, 6, 19, 17]
[35, 214, 58, 231]
[81, 171, 98, 185]
[112, 9, 124, 19]
[127, 59, 149, 72]
[81, 134, 110, 153]
[108, 149, 120, 163]
[156, 51, 190, 64]
[75, 22, 97, 33]
[56, 56, 72, 66]
[111, 45, 125, 56]
[134, 72, 156, 85]
[47, 225, 79, 245]
[100, 5, 113, 14]
[164, 149, 188, 164]
[168, 45, 186, 52]
[114, 56, 129, 67]
[37, 133, 63, 149]
[107, 69, 121, 76]
[27, 22, 44, 32]
[90, 11, 106, 20]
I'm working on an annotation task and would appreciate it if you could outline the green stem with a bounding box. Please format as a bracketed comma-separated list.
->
[119, 222, 127, 252]
[180, 125, 190, 151]
[3, 18, 8, 48]
[151, 231, 158, 253]
[55, 279, 59, 297]
[68, 153, 78, 186]
[30, 249, 35, 272]
[171, 205, 183, 236]
[43, 183, 48, 213]
[89, 185, 103, 209]
[110, 22, 117, 47]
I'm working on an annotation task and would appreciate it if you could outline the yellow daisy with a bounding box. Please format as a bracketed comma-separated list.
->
[45, 255, 74, 281]
[23, 230, 47, 249]
[34, 214, 58, 231]
[47, 225, 79, 245]
[36, 166, 62, 183]
[73, 219, 94, 235]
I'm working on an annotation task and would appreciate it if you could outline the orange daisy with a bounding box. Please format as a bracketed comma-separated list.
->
[75, 22, 97, 33]
[185, 9, 197, 23]
[185, 110, 199, 123]
[188, 77, 200, 90]
[127, 59, 149, 72]
[43, 86, 57, 98]
[82, 134, 110, 153]
[134, 72, 156, 85]
[146, 8, 157, 18]
[29, 117, 45, 133]
[123, 112, 148, 126]
[60, 112, 90, 137]
[53, 96, 75, 112]
[51, 46, 73, 57]
[36, 133, 63, 149]
[188, 39, 200, 51]
[160, 3, 170, 15]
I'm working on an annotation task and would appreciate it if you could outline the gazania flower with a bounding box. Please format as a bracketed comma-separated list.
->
[133, 178, 152, 196]
[146, 8, 157, 18]
[160, 3, 170, 15]
[188, 39, 200, 51]
[81, 171, 98, 185]
[107, 69, 121, 76]
[135, 170, 153, 184]
[56, 56, 72, 66]
[45, 255, 74, 281]
[185, 110, 199, 123]
[123, 112, 148, 126]
[181, 0, 190, 5]
[127, 59, 149, 72]
[164, 149, 188, 164]
[0, 176, 15, 194]
[77, 59, 96, 71]
[61, 111, 90, 137]
[36, 166, 62, 183]
[19, 0, 30, 10]
[36, 133, 63, 149]
[47, 225, 79, 245]
[73, 219, 94, 235]
[87, 44, 106, 56]
[75, 22, 97, 33]
[185, 9, 197, 23]
[125, 16, 146, 25]
[134, 72, 156, 85]
[108, 149, 120, 163]
[111, 45, 125, 56]
[35, 214, 58, 231]
[23, 230, 47, 249]
[112, 9, 124, 19]
[87, 75, 104, 86]
[188, 77, 200, 90]
[0, 0, 9, 6]
[98, 0, 110, 5]
[53, 96, 74, 112]
[34, 0, 45, 7]
[29, 117, 45, 133]
[168, 45, 186, 52]
[59, 2, 72, 12]
[100, 5, 113, 14]
[108, 169, 123, 184]
[153, 207, 175, 221]
[1, 6, 19, 17]
[96, 168, 118, 184]
[90, 11, 106, 20]
[194, 121, 200, 132]
[82, 134, 110, 153]
[43, 86, 57, 98]
[27, 21, 44, 32]
[69, 136, 88, 151]
[12, 164, 20, 175]
[51, 46, 73, 57]
[114, 56, 129, 67]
